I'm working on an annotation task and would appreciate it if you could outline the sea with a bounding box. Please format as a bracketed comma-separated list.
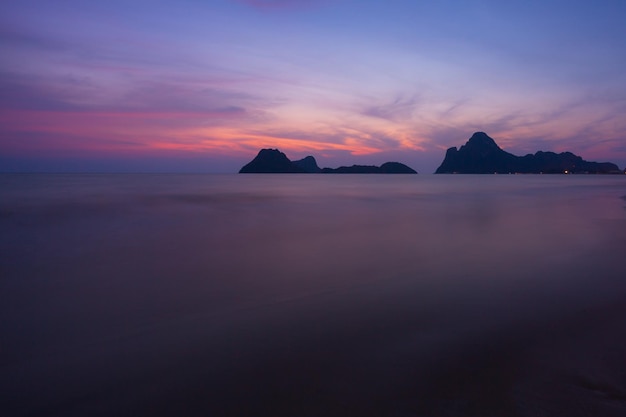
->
[1, 173, 626, 417]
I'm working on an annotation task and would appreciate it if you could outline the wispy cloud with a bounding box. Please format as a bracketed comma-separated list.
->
[0, 70, 271, 121]
[237, 0, 329, 11]
[0, 25, 71, 53]
[361, 95, 422, 122]
[0, 72, 88, 111]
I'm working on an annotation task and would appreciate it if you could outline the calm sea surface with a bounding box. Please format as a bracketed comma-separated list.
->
[2, 174, 626, 416]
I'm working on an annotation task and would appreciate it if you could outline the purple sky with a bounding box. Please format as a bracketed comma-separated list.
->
[1, 0, 625, 172]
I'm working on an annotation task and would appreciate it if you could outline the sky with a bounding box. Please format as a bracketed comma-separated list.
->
[1, 0, 625, 173]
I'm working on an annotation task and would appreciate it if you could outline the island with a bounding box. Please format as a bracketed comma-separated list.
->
[239, 149, 417, 174]
[435, 132, 621, 174]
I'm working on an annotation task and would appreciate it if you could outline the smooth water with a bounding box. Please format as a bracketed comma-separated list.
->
[1, 174, 626, 416]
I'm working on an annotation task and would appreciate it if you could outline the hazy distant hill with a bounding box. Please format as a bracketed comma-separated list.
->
[240, 149, 417, 174]
[435, 132, 620, 174]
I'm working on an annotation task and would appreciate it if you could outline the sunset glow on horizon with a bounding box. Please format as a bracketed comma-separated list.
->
[1, 0, 625, 172]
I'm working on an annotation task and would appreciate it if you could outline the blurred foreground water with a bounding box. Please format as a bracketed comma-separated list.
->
[1, 173, 626, 416]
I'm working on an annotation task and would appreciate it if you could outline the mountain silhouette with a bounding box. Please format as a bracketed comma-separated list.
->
[239, 149, 306, 173]
[239, 149, 417, 174]
[321, 162, 418, 174]
[436, 132, 620, 174]
[293, 155, 322, 173]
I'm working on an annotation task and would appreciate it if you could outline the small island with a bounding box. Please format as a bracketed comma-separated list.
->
[239, 149, 417, 174]
[435, 132, 621, 174]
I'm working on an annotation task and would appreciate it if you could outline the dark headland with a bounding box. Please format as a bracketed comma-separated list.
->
[436, 132, 621, 174]
[239, 149, 417, 174]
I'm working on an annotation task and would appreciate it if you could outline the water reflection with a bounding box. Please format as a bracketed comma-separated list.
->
[1, 174, 626, 416]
